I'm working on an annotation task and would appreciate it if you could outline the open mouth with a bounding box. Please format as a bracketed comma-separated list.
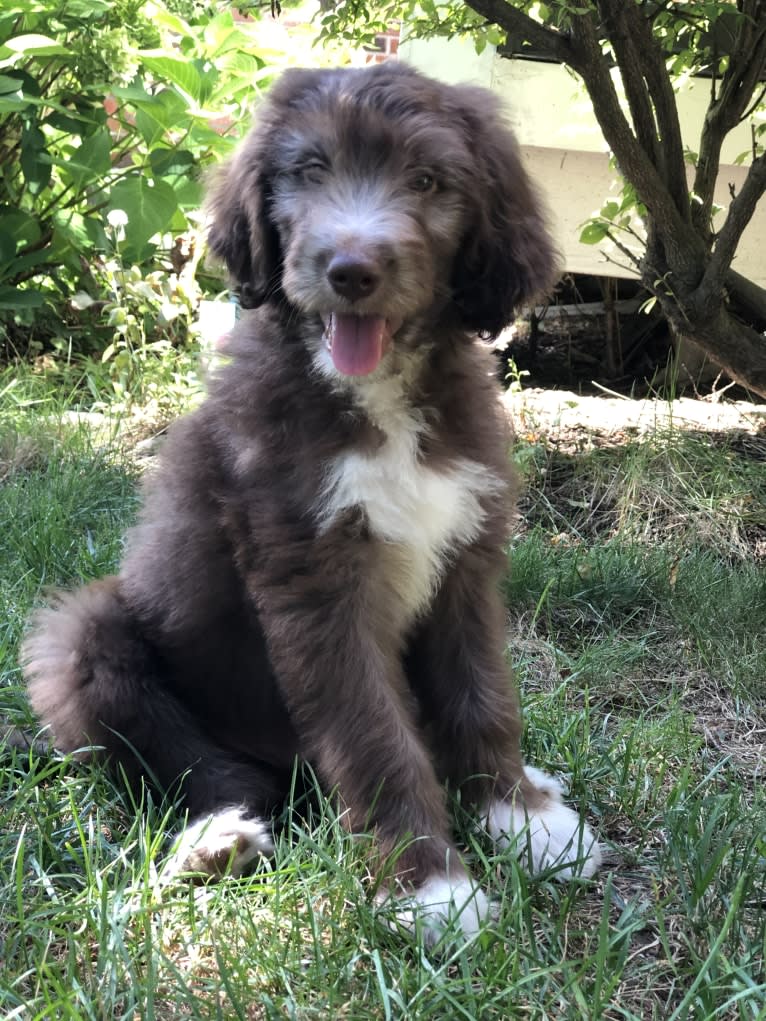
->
[322, 313, 399, 376]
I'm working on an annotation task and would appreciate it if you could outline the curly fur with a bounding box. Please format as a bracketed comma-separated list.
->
[23, 63, 599, 939]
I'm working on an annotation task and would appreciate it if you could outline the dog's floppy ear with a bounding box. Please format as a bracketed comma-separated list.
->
[206, 124, 282, 308]
[450, 92, 559, 337]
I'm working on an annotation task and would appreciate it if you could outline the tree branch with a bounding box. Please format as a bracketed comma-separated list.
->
[741, 82, 766, 125]
[565, 7, 704, 277]
[11, 263, 60, 286]
[714, 2, 766, 134]
[603, 228, 642, 270]
[597, 1, 661, 167]
[618, 0, 689, 220]
[465, 0, 697, 260]
[694, 152, 766, 312]
[692, 124, 725, 242]
[460, 0, 579, 67]
[691, 3, 766, 236]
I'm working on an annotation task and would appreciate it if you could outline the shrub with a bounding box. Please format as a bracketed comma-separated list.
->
[0, 0, 293, 357]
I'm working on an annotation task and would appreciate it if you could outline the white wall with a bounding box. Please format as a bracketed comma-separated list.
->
[400, 36, 766, 286]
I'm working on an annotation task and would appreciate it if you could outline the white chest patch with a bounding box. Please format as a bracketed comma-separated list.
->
[317, 375, 503, 623]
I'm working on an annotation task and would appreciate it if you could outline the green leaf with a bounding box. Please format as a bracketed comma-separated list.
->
[80, 214, 109, 252]
[601, 200, 620, 220]
[203, 13, 248, 59]
[1, 34, 71, 58]
[0, 73, 23, 94]
[150, 7, 193, 39]
[2, 244, 54, 278]
[149, 148, 195, 178]
[0, 231, 16, 264]
[0, 286, 45, 309]
[172, 176, 203, 210]
[20, 121, 51, 194]
[187, 121, 238, 153]
[52, 214, 106, 262]
[169, 207, 190, 232]
[107, 177, 178, 250]
[46, 109, 98, 136]
[3, 68, 40, 98]
[134, 108, 163, 149]
[619, 185, 639, 213]
[133, 90, 190, 146]
[111, 81, 153, 103]
[0, 208, 41, 251]
[0, 93, 28, 113]
[59, 128, 112, 190]
[65, 0, 111, 17]
[579, 220, 610, 245]
[140, 54, 203, 101]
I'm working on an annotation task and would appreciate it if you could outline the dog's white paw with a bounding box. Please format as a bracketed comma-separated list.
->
[486, 766, 601, 879]
[384, 871, 493, 946]
[166, 807, 273, 879]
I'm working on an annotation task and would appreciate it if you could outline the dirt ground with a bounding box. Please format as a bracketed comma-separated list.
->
[503, 388, 766, 448]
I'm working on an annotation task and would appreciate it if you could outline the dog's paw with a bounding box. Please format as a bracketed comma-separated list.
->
[166, 807, 273, 880]
[486, 766, 601, 879]
[381, 871, 493, 946]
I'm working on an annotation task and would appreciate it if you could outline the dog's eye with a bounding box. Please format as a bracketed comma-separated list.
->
[411, 172, 437, 194]
[294, 160, 328, 185]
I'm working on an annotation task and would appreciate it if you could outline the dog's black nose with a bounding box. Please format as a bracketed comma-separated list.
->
[327, 254, 381, 302]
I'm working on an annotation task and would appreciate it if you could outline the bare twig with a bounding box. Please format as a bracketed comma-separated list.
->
[696, 152, 766, 309]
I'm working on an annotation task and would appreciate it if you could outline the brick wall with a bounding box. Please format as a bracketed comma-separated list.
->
[365, 25, 401, 63]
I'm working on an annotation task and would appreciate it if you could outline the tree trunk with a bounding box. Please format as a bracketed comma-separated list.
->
[644, 236, 766, 397]
[661, 295, 766, 398]
[461, 0, 766, 397]
[726, 271, 766, 329]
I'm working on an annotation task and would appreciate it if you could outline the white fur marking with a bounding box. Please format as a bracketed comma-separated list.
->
[389, 872, 492, 945]
[318, 372, 503, 621]
[166, 807, 273, 879]
[486, 767, 601, 879]
[328, 181, 406, 248]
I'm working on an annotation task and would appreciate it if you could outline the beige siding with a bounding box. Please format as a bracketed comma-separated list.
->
[400, 36, 766, 286]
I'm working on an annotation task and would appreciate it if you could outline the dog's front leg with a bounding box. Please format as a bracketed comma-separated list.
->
[409, 547, 601, 880]
[248, 525, 491, 941]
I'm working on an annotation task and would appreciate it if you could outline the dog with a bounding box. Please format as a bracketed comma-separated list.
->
[22, 63, 601, 943]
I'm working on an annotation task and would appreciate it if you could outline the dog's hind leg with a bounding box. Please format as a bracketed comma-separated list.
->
[21, 576, 280, 875]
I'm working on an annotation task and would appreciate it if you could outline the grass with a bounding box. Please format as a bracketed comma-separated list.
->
[1, 360, 765, 1019]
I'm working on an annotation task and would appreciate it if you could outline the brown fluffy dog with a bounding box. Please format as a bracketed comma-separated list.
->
[23, 63, 600, 942]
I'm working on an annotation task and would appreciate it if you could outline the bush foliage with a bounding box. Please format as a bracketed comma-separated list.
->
[0, 0, 297, 358]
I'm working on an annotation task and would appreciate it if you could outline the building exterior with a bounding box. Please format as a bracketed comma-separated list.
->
[400, 34, 766, 288]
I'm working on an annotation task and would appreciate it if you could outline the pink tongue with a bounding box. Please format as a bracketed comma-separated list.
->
[329, 314, 387, 376]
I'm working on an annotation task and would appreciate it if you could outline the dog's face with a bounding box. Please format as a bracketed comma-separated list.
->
[267, 81, 471, 376]
[208, 64, 557, 377]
